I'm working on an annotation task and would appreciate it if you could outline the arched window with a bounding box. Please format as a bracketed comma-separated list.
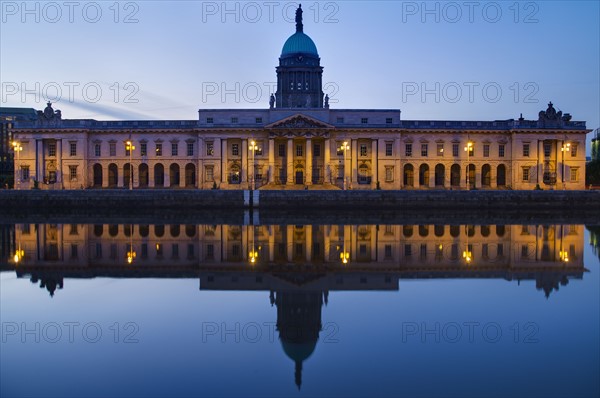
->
[403, 164, 414, 187]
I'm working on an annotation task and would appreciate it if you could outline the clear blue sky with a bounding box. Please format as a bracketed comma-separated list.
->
[1, 1, 598, 153]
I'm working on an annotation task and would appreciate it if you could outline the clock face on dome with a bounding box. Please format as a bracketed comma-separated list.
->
[297, 55, 303, 62]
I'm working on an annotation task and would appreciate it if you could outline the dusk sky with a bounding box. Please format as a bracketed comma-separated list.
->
[1, 1, 599, 153]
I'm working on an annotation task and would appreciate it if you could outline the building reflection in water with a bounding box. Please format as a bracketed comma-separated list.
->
[7, 223, 588, 388]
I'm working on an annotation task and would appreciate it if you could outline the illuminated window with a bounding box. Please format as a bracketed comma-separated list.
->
[155, 143, 162, 156]
[360, 144, 367, 156]
[437, 144, 444, 156]
[206, 142, 214, 156]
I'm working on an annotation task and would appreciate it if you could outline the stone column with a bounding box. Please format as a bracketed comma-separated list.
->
[324, 227, 330, 262]
[221, 138, 228, 187]
[306, 138, 312, 185]
[34, 140, 40, 183]
[305, 225, 313, 261]
[242, 139, 248, 185]
[371, 140, 378, 188]
[475, 164, 482, 189]
[324, 138, 331, 184]
[149, 162, 155, 188]
[286, 225, 294, 261]
[268, 227, 275, 262]
[286, 139, 294, 185]
[429, 164, 435, 188]
[351, 140, 357, 187]
[268, 138, 275, 183]
[57, 140, 63, 189]
[537, 140, 542, 185]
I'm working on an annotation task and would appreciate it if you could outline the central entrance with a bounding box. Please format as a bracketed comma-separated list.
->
[295, 170, 304, 185]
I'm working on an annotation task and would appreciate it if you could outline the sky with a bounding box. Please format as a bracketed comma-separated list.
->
[1, 1, 599, 153]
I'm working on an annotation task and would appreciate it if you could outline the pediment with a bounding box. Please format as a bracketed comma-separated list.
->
[266, 114, 335, 129]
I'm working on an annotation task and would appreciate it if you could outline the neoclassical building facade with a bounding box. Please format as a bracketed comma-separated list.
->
[10, 6, 590, 191]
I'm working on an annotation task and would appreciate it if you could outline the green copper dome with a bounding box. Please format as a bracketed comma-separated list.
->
[281, 32, 319, 57]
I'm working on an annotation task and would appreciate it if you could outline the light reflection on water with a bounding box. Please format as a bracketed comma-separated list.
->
[1, 223, 599, 397]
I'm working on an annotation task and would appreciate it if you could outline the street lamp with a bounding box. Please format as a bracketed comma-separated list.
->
[12, 141, 22, 189]
[126, 224, 136, 264]
[338, 141, 350, 190]
[248, 225, 261, 264]
[560, 142, 571, 189]
[249, 140, 260, 190]
[125, 140, 135, 190]
[14, 244, 24, 264]
[464, 141, 473, 190]
[462, 225, 473, 264]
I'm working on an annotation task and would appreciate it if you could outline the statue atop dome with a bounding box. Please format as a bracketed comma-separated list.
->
[295, 4, 303, 33]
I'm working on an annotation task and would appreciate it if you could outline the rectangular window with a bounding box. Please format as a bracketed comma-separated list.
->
[452, 143, 459, 157]
[405, 143, 412, 157]
[187, 244, 194, 259]
[141, 243, 148, 259]
[483, 144, 490, 157]
[421, 144, 428, 157]
[337, 143, 344, 156]
[69, 142, 77, 156]
[96, 243, 102, 259]
[232, 144, 239, 156]
[110, 244, 117, 260]
[206, 244, 214, 259]
[386, 118, 393, 124]
[48, 142, 56, 157]
[313, 144, 321, 157]
[70, 224, 78, 235]
[172, 244, 179, 258]
[522, 167, 530, 182]
[109, 142, 116, 156]
[296, 145, 303, 157]
[255, 142, 263, 156]
[48, 171, 57, 184]
[385, 142, 393, 156]
[360, 144, 367, 156]
[206, 117, 213, 124]
[571, 144, 577, 157]
[468, 144, 474, 157]
[255, 117, 262, 124]
[187, 142, 194, 156]
[384, 244, 392, 259]
[404, 244, 412, 257]
[420, 244, 427, 260]
[499, 144, 505, 157]
[437, 143, 444, 156]
[231, 117, 238, 124]
[279, 144, 286, 157]
[206, 142, 214, 156]
[156, 143, 162, 156]
[361, 118, 368, 124]
[206, 166, 214, 182]
[385, 166, 394, 182]
[337, 117, 344, 123]
[94, 143, 101, 157]
[497, 244, 504, 257]
[21, 166, 30, 181]
[69, 166, 77, 181]
[171, 142, 178, 156]
[523, 143, 530, 157]
[140, 142, 147, 156]
[544, 142, 551, 157]
[571, 168, 578, 182]
[69, 244, 78, 259]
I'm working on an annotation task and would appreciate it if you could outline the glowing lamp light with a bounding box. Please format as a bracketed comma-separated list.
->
[340, 251, 350, 264]
[559, 250, 569, 263]
[14, 248, 24, 264]
[462, 250, 472, 264]
[249, 246, 261, 264]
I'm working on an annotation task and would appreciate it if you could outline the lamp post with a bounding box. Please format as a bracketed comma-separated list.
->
[248, 226, 260, 264]
[126, 225, 136, 264]
[462, 225, 472, 264]
[338, 141, 350, 190]
[12, 141, 22, 190]
[464, 141, 473, 190]
[560, 142, 571, 190]
[125, 140, 135, 190]
[249, 140, 259, 190]
[559, 224, 569, 263]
